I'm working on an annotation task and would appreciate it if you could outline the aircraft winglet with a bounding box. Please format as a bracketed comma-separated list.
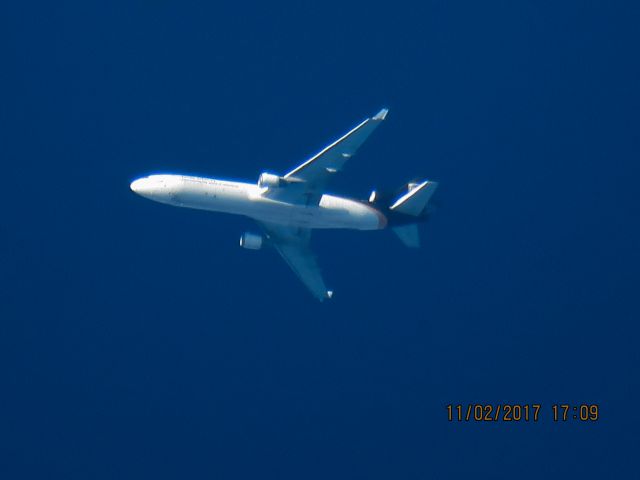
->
[373, 108, 389, 121]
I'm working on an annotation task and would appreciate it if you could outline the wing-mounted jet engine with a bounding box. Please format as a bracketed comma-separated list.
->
[258, 172, 283, 189]
[239, 232, 263, 250]
[258, 172, 305, 189]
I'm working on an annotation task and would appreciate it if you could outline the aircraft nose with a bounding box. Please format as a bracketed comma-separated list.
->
[130, 178, 152, 195]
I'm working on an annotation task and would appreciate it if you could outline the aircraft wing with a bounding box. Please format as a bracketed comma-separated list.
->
[266, 108, 389, 205]
[258, 221, 333, 301]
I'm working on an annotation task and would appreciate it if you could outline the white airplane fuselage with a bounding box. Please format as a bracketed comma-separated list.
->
[131, 174, 388, 230]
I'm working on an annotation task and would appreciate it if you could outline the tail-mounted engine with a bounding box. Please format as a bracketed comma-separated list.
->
[368, 189, 395, 207]
[239, 232, 263, 250]
[368, 180, 427, 208]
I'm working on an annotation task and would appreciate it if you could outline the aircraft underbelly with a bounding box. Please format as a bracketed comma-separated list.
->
[167, 180, 382, 230]
[249, 202, 380, 230]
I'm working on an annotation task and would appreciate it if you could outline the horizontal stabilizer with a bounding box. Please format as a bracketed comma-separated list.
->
[392, 224, 420, 248]
[389, 180, 438, 216]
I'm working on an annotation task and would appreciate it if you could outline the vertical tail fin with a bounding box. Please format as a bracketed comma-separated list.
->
[388, 180, 438, 248]
[389, 180, 438, 216]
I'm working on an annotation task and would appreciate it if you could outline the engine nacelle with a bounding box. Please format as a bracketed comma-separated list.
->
[239, 232, 263, 250]
[258, 172, 282, 189]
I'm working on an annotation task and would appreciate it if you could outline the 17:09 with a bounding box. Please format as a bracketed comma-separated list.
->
[552, 404, 599, 421]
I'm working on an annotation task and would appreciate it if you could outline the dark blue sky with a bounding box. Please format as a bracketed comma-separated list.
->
[2, 1, 639, 478]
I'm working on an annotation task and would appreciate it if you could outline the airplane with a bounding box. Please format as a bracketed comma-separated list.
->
[130, 108, 438, 301]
